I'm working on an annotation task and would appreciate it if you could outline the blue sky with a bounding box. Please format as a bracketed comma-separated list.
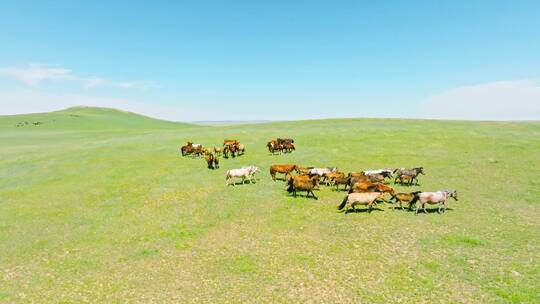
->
[0, 1, 539, 120]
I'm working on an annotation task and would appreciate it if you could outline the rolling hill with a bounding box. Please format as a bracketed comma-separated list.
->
[0, 107, 538, 303]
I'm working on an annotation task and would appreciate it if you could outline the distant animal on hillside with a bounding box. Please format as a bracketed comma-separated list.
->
[389, 191, 421, 210]
[213, 147, 222, 156]
[411, 190, 458, 215]
[270, 164, 298, 180]
[338, 192, 386, 213]
[394, 167, 424, 185]
[226, 165, 259, 186]
[287, 175, 319, 199]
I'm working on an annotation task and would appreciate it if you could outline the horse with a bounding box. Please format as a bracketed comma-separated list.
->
[225, 165, 259, 186]
[322, 171, 345, 185]
[366, 173, 385, 183]
[411, 190, 458, 215]
[213, 147, 222, 156]
[181, 144, 193, 156]
[389, 191, 421, 210]
[237, 143, 246, 155]
[282, 142, 295, 153]
[394, 167, 424, 184]
[308, 167, 338, 177]
[338, 192, 386, 213]
[350, 181, 395, 196]
[277, 138, 294, 145]
[286, 175, 318, 199]
[270, 164, 298, 181]
[397, 174, 417, 186]
[332, 176, 350, 191]
[363, 169, 393, 177]
[204, 153, 219, 169]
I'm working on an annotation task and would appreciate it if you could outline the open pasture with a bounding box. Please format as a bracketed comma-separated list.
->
[0, 107, 539, 303]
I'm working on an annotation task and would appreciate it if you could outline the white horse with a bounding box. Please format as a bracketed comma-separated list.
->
[308, 167, 338, 176]
[225, 165, 259, 186]
[414, 190, 458, 215]
[363, 169, 393, 176]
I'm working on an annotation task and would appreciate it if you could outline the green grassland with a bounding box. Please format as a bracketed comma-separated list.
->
[1, 107, 539, 303]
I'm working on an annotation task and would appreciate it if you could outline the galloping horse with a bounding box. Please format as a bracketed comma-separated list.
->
[412, 190, 458, 215]
[394, 167, 424, 185]
[338, 192, 386, 213]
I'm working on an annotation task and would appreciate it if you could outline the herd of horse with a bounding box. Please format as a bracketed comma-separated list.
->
[180, 138, 458, 215]
[180, 139, 246, 169]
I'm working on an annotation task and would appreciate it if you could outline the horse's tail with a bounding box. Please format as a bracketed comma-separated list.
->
[338, 194, 349, 210]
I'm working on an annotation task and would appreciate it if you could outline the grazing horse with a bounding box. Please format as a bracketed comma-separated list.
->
[412, 190, 458, 215]
[338, 192, 386, 213]
[267, 140, 278, 154]
[213, 147, 222, 156]
[226, 165, 259, 186]
[390, 191, 421, 210]
[282, 142, 295, 153]
[394, 167, 424, 184]
[223, 139, 239, 146]
[277, 138, 294, 145]
[237, 143, 246, 155]
[181, 144, 193, 156]
[287, 175, 318, 199]
[204, 153, 219, 169]
[270, 164, 298, 180]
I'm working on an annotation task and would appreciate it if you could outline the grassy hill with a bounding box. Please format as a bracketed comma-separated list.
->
[0, 106, 191, 130]
[0, 108, 538, 303]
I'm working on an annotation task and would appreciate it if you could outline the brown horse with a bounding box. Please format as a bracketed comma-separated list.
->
[333, 176, 351, 190]
[287, 175, 318, 199]
[350, 181, 395, 196]
[270, 164, 298, 181]
[390, 191, 421, 210]
[204, 153, 219, 169]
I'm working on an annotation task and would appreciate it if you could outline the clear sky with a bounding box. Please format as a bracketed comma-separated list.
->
[0, 1, 539, 120]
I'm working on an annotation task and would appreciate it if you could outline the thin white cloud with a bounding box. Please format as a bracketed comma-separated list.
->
[421, 79, 540, 120]
[0, 63, 156, 90]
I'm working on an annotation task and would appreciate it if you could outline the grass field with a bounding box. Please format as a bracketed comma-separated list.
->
[1, 107, 539, 303]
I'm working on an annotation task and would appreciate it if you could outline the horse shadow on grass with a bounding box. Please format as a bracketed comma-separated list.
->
[409, 207, 455, 214]
[344, 207, 384, 214]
